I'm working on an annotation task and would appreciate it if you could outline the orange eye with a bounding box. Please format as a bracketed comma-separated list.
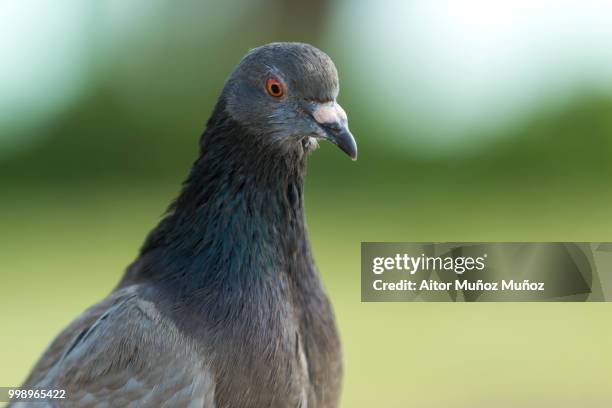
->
[266, 78, 284, 97]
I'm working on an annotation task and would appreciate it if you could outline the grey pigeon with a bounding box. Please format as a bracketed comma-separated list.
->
[14, 42, 356, 408]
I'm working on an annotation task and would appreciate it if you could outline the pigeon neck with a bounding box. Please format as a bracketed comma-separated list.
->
[132, 103, 312, 293]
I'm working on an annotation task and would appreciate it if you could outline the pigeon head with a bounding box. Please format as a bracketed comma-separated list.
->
[221, 42, 357, 160]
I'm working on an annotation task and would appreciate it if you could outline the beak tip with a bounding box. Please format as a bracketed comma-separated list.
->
[345, 138, 358, 161]
[330, 128, 357, 161]
[336, 139, 357, 161]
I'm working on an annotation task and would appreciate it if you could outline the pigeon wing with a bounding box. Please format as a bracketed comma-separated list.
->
[18, 286, 215, 407]
[20, 289, 123, 389]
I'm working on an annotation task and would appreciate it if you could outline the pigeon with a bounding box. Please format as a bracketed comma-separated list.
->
[15, 42, 356, 408]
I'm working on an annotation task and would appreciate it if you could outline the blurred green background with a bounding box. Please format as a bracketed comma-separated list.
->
[2, 1, 612, 406]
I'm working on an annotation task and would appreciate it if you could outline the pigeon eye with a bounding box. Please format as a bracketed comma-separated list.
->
[266, 78, 284, 97]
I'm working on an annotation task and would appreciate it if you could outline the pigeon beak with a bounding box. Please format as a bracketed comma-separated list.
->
[311, 102, 358, 160]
